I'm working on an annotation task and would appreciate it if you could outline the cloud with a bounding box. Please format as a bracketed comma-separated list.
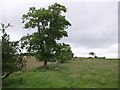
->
[60, 2, 118, 48]
[0, 1, 118, 58]
[71, 43, 118, 58]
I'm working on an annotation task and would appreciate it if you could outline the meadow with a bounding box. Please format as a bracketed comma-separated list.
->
[2, 57, 118, 88]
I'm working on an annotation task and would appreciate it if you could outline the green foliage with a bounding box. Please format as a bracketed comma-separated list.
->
[0, 23, 26, 79]
[56, 43, 73, 63]
[20, 3, 72, 67]
[89, 52, 96, 56]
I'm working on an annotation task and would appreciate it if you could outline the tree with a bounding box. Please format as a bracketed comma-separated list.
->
[89, 52, 96, 58]
[1, 23, 25, 79]
[20, 3, 71, 68]
[56, 43, 73, 63]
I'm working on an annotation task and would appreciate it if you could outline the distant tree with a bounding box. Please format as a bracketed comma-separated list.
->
[94, 55, 98, 58]
[20, 3, 72, 69]
[1, 23, 25, 79]
[89, 52, 96, 57]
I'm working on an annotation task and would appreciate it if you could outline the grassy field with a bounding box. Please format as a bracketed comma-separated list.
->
[2, 58, 118, 88]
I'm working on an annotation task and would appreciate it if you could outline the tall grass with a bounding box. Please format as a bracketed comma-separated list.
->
[2, 58, 118, 88]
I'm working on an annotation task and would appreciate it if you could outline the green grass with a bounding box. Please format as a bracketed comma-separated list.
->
[2, 58, 118, 88]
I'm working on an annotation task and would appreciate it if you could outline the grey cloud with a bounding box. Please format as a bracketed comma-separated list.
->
[0, 1, 118, 58]
[60, 2, 118, 49]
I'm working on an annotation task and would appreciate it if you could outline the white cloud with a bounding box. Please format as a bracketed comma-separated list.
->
[72, 43, 118, 58]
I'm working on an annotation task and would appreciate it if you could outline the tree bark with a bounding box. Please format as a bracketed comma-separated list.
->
[43, 61, 48, 69]
[1, 72, 11, 79]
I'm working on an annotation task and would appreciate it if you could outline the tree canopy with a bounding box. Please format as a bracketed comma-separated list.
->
[56, 43, 73, 63]
[89, 52, 96, 57]
[1, 23, 25, 79]
[20, 3, 73, 68]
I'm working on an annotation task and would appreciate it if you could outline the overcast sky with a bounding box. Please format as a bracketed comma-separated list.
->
[0, 0, 118, 58]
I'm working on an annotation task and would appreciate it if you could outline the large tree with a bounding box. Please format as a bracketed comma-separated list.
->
[1, 23, 25, 79]
[21, 3, 72, 68]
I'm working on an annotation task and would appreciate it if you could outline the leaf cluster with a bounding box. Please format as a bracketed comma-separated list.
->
[55, 43, 74, 63]
[20, 3, 72, 62]
[1, 23, 26, 78]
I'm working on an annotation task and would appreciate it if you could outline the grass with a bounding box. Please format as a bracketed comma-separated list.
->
[2, 58, 118, 88]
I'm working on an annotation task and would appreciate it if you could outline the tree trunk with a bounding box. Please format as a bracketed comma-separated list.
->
[43, 61, 48, 69]
[1, 72, 11, 79]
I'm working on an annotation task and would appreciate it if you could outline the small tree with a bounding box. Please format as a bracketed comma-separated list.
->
[89, 52, 96, 58]
[56, 43, 73, 63]
[21, 3, 72, 68]
[1, 23, 25, 79]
